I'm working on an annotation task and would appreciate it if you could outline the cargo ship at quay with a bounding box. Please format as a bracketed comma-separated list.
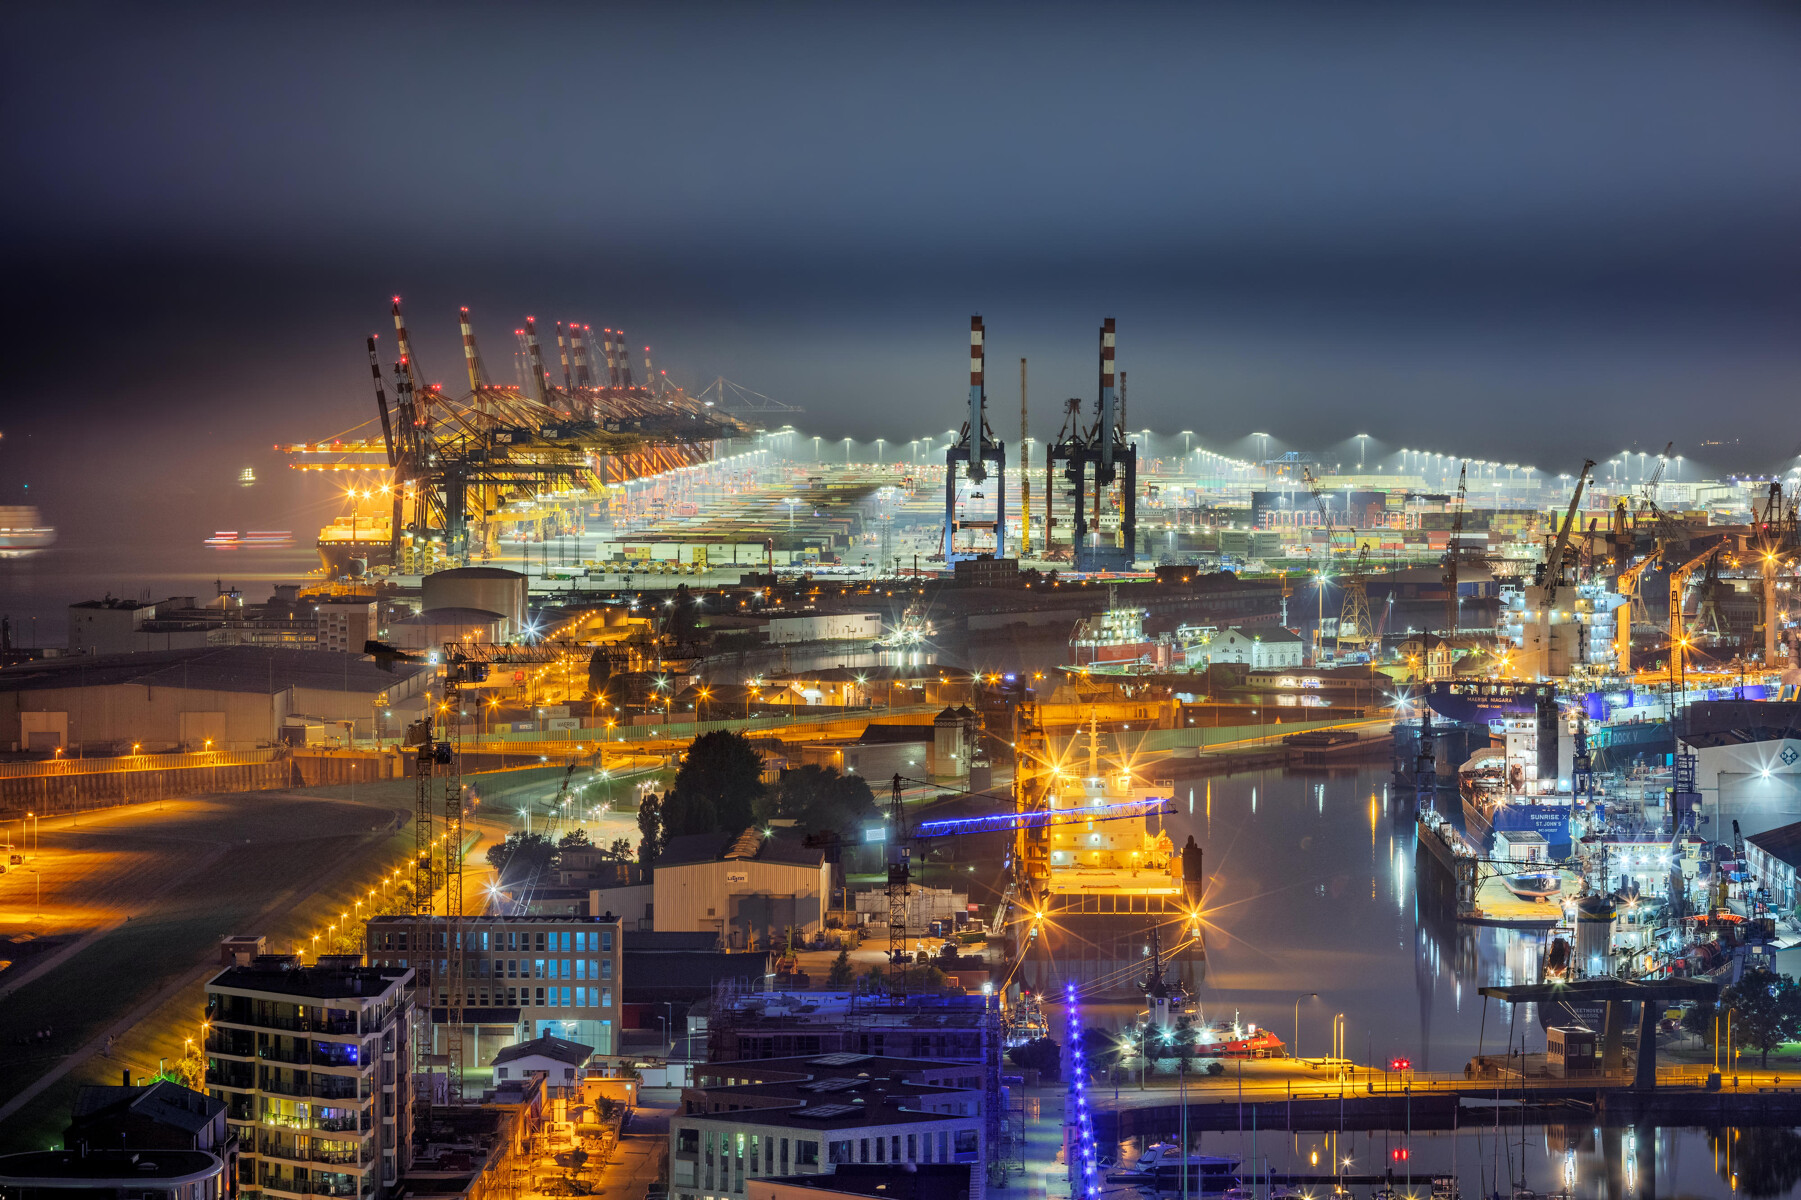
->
[1004, 717, 1207, 1001]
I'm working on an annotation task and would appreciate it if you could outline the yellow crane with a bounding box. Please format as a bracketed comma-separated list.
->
[1613, 546, 1661, 675]
[1665, 544, 1722, 680]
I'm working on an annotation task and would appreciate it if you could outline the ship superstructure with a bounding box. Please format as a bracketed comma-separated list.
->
[1010, 712, 1205, 999]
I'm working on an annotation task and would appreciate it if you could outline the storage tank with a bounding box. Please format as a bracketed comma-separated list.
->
[421, 567, 527, 636]
[1576, 894, 1615, 978]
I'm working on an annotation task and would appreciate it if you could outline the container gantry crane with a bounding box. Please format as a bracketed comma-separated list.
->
[944, 316, 1007, 563]
[1045, 319, 1137, 571]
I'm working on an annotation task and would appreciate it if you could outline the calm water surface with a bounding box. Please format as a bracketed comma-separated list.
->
[1063, 762, 1801, 1197]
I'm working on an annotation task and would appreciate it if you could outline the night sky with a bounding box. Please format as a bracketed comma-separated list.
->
[5, 3, 1801, 556]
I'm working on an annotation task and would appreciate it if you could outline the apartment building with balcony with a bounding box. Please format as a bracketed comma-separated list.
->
[364, 912, 624, 1065]
[203, 957, 413, 1200]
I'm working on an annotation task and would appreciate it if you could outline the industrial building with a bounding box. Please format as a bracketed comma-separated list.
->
[1679, 700, 1801, 840]
[364, 911, 624, 1058]
[704, 991, 991, 1064]
[0, 647, 432, 753]
[1180, 625, 1304, 671]
[1744, 819, 1801, 914]
[763, 613, 881, 645]
[652, 829, 831, 949]
[203, 958, 414, 1200]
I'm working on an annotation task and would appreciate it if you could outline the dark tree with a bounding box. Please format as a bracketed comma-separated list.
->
[559, 828, 593, 850]
[664, 730, 765, 835]
[768, 764, 878, 842]
[486, 832, 558, 878]
[1007, 1036, 1061, 1081]
[827, 948, 854, 987]
[1721, 968, 1801, 1067]
[637, 794, 664, 867]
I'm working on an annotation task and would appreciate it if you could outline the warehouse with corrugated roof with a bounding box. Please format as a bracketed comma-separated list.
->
[0, 646, 432, 753]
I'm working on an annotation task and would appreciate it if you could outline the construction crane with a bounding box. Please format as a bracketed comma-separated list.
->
[403, 636, 568, 1104]
[1442, 461, 1468, 635]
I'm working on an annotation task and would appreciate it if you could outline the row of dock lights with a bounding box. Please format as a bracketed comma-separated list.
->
[1065, 982, 1099, 1200]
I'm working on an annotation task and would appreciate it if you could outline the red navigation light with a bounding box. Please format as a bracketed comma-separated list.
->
[1390, 1148, 1410, 1162]
[1388, 1057, 1412, 1072]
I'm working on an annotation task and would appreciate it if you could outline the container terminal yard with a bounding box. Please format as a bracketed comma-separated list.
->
[3, 306, 1801, 1200]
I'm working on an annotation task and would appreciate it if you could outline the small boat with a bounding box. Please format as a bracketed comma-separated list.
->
[1502, 871, 1563, 899]
[239, 467, 257, 486]
[1125, 1144, 1241, 1189]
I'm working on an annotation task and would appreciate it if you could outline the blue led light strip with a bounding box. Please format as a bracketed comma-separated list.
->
[1065, 982, 1099, 1200]
[915, 798, 1171, 839]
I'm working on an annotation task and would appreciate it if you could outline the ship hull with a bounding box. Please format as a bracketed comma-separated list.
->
[318, 538, 394, 575]
[1014, 900, 1205, 1001]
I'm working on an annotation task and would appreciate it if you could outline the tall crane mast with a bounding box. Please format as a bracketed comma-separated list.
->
[1613, 546, 1661, 675]
[1528, 460, 1594, 679]
[1666, 543, 1721, 683]
[1443, 461, 1467, 635]
[1302, 467, 1337, 662]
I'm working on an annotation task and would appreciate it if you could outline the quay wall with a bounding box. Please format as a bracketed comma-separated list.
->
[1096, 1086, 1801, 1137]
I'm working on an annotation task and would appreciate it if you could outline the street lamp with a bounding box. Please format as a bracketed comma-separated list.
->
[1181, 430, 1193, 455]
[843, 436, 852, 462]
[1295, 992, 1319, 1059]
[875, 438, 885, 463]
[1355, 434, 1369, 471]
[812, 436, 821, 461]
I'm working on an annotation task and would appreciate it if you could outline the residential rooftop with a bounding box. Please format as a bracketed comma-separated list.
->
[207, 961, 411, 1000]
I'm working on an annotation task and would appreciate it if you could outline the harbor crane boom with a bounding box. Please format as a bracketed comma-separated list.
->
[1613, 545, 1661, 675]
[1526, 459, 1594, 679]
[1667, 543, 1723, 681]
